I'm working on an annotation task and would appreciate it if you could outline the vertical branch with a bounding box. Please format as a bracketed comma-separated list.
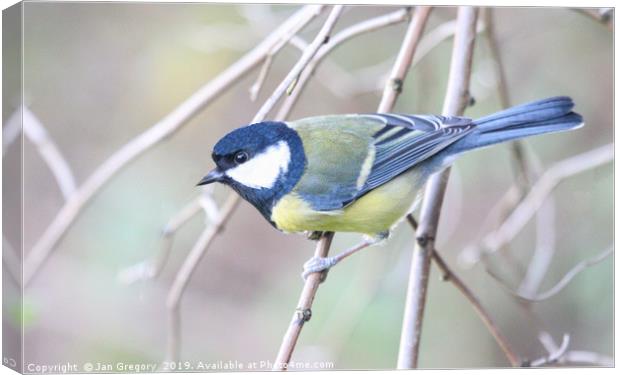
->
[273, 6, 432, 370]
[397, 7, 478, 369]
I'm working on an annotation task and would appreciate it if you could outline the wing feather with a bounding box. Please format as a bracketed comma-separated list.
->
[289, 113, 474, 211]
[345, 113, 474, 205]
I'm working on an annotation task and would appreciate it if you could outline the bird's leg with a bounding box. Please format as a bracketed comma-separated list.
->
[301, 232, 388, 281]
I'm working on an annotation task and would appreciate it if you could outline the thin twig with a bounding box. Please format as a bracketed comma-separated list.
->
[328, 17, 486, 99]
[4, 107, 77, 200]
[413, 17, 485, 67]
[561, 351, 614, 366]
[253, 5, 344, 122]
[529, 333, 571, 366]
[249, 53, 274, 101]
[165, 194, 240, 362]
[487, 247, 613, 302]
[478, 144, 613, 258]
[277, 7, 412, 118]
[534, 331, 612, 366]
[434, 252, 521, 365]
[117, 197, 204, 285]
[22, 4, 325, 286]
[248, 10, 320, 101]
[21, 107, 77, 199]
[518, 194, 556, 297]
[397, 7, 478, 369]
[273, 6, 432, 370]
[406, 217, 521, 366]
[293, 16, 486, 102]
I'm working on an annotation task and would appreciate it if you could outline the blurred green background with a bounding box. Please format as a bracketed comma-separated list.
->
[9, 2, 613, 370]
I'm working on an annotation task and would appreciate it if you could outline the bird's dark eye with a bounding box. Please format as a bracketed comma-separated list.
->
[234, 151, 249, 164]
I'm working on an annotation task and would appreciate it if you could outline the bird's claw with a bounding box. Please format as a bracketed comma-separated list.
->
[301, 256, 338, 282]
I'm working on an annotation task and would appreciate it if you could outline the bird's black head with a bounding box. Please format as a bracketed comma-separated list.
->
[198, 121, 306, 223]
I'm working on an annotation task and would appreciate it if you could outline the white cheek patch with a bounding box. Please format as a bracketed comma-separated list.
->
[225, 141, 291, 189]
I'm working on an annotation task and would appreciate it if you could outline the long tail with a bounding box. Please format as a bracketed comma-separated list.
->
[449, 96, 584, 154]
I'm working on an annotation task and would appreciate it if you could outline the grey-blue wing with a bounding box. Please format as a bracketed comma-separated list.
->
[344, 114, 474, 205]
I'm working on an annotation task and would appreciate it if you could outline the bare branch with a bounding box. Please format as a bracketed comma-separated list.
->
[534, 331, 612, 366]
[249, 54, 274, 101]
[537, 330, 563, 353]
[22, 5, 325, 286]
[253, 5, 345, 122]
[468, 144, 613, 262]
[529, 333, 571, 366]
[165, 194, 240, 361]
[117, 197, 204, 285]
[274, 6, 432, 370]
[397, 7, 478, 369]
[413, 18, 485, 67]
[21, 107, 78, 199]
[488, 247, 613, 303]
[561, 351, 614, 366]
[4, 106, 78, 200]
[293, 16, 486, 102]
[248, 9, 320, 101]
[277, 7, 412, 118]
[517, 195, 556, 297]
[433, 249, 520, 364]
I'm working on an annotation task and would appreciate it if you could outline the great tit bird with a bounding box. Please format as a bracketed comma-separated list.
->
[198, 96, 583, 278]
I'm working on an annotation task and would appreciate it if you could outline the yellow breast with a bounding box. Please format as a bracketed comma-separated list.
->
[271, 169, 423, 235]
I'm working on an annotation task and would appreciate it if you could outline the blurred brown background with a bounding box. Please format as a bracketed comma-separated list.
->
[5, 2, 613, 370]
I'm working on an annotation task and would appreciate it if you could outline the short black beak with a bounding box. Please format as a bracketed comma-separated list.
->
[197, 168, 224, 186]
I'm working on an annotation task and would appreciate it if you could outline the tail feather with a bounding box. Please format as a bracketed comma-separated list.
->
[473, 96, 575, 131]
[448, 97, 583, 154]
